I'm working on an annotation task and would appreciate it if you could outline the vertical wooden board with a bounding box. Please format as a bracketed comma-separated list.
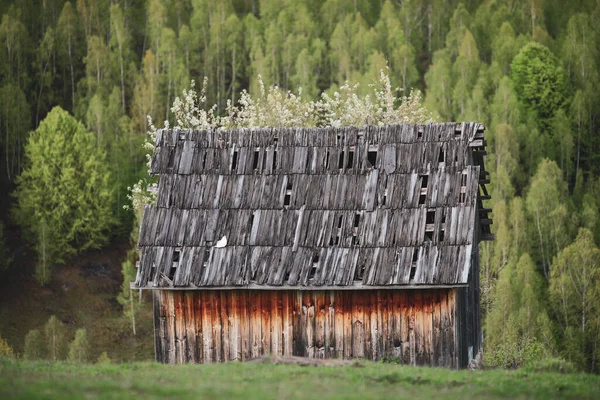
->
[305, 292, 315, 358]
[193, 293, 203, 363]
[229, 291, 240, 360]
[432, 291, 442, 367]
[261, 291, 272, 356]
[174, 292, 186, 364]
[214, 292, 227, 362]
[271, 291, 283, 356]
[390, 291, 402, 359]
[449, 289, 457, 368]
[250, 291, 262, 358]
[379, 290, 389, 359]
[211, 292, 222, 362]
[326, 292, 336, 358]
[202, 291, 213, 363]
[292, 291, 303, 356]
[368, 291, 379, 360]
[165, 292, 176, 364]
[407, 292, 416, 366]
[241, 290, 251, 360]
[183, 291, 198, 364]
[352, 292, 365, 359]
[342, 292, 352, 359]
[315, 291, 326, 359]
[283, 291, 293, 356]
[153, 291, 164, 362]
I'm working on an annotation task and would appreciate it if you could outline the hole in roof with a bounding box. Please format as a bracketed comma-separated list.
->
[231, 150, 238, 171]
[368, 150, 377, 167]
[338, 151, 345, 169]
[347, 150, 354, 169]
[309, 265, 317, 280]
[409, 264, 417, 282]
[272, 149, 278, 170]
[417, 130, 423, 139]
[424, 231, 433, 242]
[284, 181, 292, 206]
[412, 248, 419, 264]
[439, 229, 445, 242]
[253, 149, 260, 170]
[312, 253, 320, 264]
[337, 215, 343, 229]
[201, 249, 210, 271]
[355, 264, 366, 281]
[262, 150, 267, 170]
[426, 210, 435, 224]
[325, 149, 330, 169]
[168, 264, 177, 281]
[461, 173, 467, 186]
[354, 213, 361, 228]
[172, 251, 180, 262]
[454, 129, 462, 138]
[167, 149, 175, 169]
[202, 151, 207, 170]
[438, 148, 445, 163]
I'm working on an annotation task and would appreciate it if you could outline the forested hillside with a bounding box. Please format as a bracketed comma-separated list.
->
[1, 0, 599, 372]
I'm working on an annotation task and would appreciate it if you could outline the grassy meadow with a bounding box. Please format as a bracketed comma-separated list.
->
[1, 357, 599, 400]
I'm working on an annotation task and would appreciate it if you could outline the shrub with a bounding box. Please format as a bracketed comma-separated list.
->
[45, 315, 66, 361]
[486, 338, 545, 369]
[68, 328, 90, 363]
[0, 335, 14, 358]
[24, 329, 46, 360]
[96, 351, 111, 364]
[524, 357, 578, 374]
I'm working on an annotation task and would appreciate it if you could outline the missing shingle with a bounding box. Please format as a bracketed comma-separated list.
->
[347, 150, 354, 168]
[424, 231, 433, 241]
[309, 254, 319, 280]
[325, 149, 330, 169]
[417, 130, 423, 139]
[454, 129, 462, 138]
[355, 264, 366, 281]
[426, 210, 435, 224]
[172, 250, 180, 262]
[252, 149, 260, 170]
[338, 151, 345, 169]
[272, 149, 278, 170]
[167, 149, 175, 170]
[367, 150, 378, 167]
[438, 147, 445, 163]
[231, 149, 238, 171]
[353, 212, 361, 228]
[410, 248, 418, 282]
[419, 174, 429, 205]
[284, 182, 292, 206]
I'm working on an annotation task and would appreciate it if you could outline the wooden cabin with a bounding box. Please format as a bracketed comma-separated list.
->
[133, 123, 492, 368]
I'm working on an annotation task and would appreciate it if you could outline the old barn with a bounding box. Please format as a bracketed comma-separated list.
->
[133, 122, 492, 368]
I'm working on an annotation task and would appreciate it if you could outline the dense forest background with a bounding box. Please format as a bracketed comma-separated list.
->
[1, 0, 600, 372]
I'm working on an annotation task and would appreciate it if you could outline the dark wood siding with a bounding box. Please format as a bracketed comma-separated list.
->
[153, 289, 459, 368]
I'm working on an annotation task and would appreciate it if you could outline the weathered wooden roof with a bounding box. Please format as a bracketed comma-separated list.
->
[134, 123, 491, 290]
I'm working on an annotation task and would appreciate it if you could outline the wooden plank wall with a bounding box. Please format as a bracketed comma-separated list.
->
[153, 289, 458, 367]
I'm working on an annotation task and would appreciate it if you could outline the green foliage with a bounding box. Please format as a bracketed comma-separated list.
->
[486, 338, 545, 370]
[511, 43, 567, 129]
[0, 335, 14, 359]
[68, 329, 90, 363]
[13, 107, 115, 284]
[44, 315, 66, 361]
[550, 228, 600, 372]
[524, 357, 578, 374]
[24, 329, 45, 360]
[96, 351, 111, 364]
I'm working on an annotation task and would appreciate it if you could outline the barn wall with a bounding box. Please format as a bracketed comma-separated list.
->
[153, 289, 459, 367]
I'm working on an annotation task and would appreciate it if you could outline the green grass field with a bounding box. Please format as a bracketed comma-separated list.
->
[1, 357, 599, 399]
